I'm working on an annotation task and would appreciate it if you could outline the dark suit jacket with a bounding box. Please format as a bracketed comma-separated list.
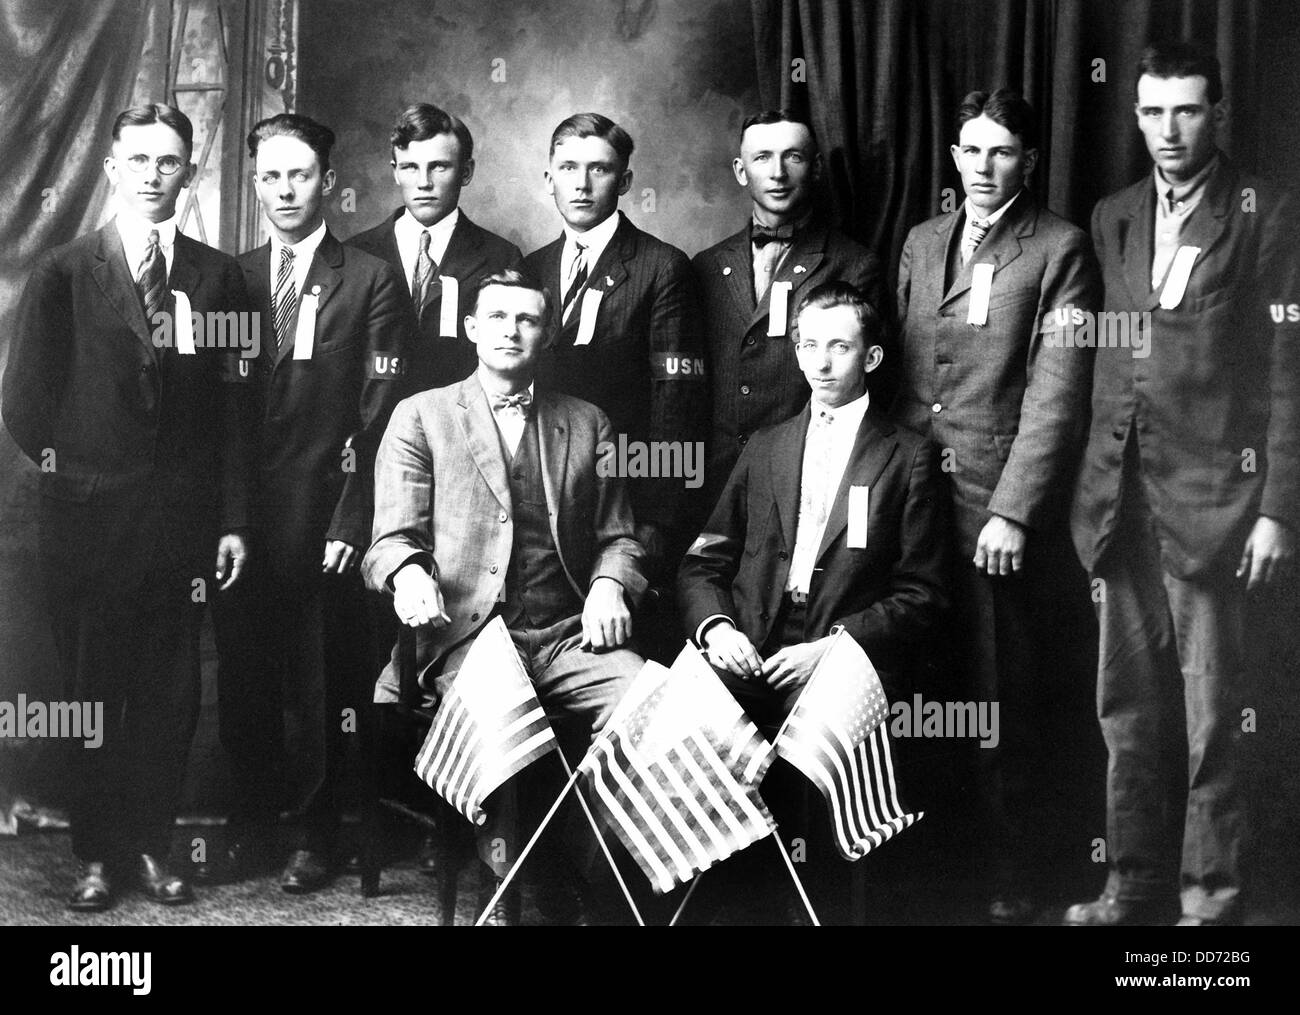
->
[524, 211, 705, 534]
[677, 406, 948, 689]
[1072, 155, 1300, 578]
[3, 223, 252, 584]
[693, 217, 883, 508]
[345, 208, 523, 394]
[894, 191, 1101, 555]
[363, 378, 648, 682]
[237, 228, 415, 580]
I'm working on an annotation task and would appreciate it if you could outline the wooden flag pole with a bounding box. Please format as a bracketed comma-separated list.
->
[474, 763, 583, 927]
[555, 749, 645, 927]
[668, 874, 703, 926]
[774, 833, 821, 926]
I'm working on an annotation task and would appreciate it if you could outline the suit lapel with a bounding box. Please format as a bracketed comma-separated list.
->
[716, 225, 755, 318]
[941, 192, 1032, 308]
[770, 407, 810, 553]
[749, 218, 828, 333]
[1118, 181, 1160, 309]
[1174, 156, 1233, 274]
[535, 391, 570, 544]
[92, 224, 154, 357]
[438, 212, 487, 281]
[275, 228, 345, 366]
[816, 409, 898, 563]
[555, 212, 632, 346]
[242, 243, 274, 366]
[169, 234, 201, 298]
[456, 379, 512, 511]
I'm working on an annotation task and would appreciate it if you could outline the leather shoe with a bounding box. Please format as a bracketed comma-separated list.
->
[989, 894, 1037, 925]
[136, 854, 194, 905]
[193, 838, 273, 885]
[67, 862, 114, 912]
[1064, 892, 1177, 926]
[477, 871, 521, 926]
[1176, 913, 1237, 926]
[280, 849, 331, 894]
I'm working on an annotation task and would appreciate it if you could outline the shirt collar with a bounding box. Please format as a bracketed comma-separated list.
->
[478, 373, 535, 408]
[116, 209, 179, 251]
[811, 388, 870, 431]
[1154, 152, 1219, 207]
[964, 189, 1021, 229]
[271, 219, 327, 265]
[751, 206, 814, 244]
[564, 210, 620, 263]
[396, 206, 459, 250]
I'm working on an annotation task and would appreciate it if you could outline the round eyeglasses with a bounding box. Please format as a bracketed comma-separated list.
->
[123, 154, 187, 176]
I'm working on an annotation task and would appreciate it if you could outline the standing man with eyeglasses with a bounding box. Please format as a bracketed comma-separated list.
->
[2, 104, 253, 911]
[348, 103, 523, 395]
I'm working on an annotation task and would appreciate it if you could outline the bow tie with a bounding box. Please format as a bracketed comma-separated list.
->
[493, 391, 533, 414]
[752, 223, 798, 248]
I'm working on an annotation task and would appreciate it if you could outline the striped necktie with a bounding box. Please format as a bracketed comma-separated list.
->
[962, 217, 991, 265]
[411, 229, 435, 318]
[561, 241, 588, 324]
[273, 246, 296, 349]
[136, 229, 167, 322]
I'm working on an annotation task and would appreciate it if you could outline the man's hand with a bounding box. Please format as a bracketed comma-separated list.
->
[702, 621, 763, 679]
[392, 563, 451, 629]
[214, 533, 248, 592]
[973, 515, 1027, 576]
[1237, 515, 1295, 591]
[581, 576, 632, 651]
[760, 637, 832, 694]
[322, 539, 359, 575]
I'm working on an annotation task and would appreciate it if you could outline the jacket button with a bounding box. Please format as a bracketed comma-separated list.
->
[140, 364, 151, 374]
[760, 611, 770, 621]
[489, 563, 498, 574]
[744, 336, 756, 346]
[738, 433, 748, 446]
[471, 612, 479, 622]
[499, 511, 508, 523]
[778, 550, 788, 560]
[740, 384, 751, 395]
[931, 402, 942, 413]
[1112, 425, 1126, 440]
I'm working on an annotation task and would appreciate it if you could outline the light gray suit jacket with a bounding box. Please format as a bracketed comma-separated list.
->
[363, 376, 648, 683]
[893, 190, 1101, 554]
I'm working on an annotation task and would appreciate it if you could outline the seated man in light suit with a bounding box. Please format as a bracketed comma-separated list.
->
[363, 269, 648, 925]
[678, 282, 948, 922]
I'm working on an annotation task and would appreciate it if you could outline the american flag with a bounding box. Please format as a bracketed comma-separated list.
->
[775, 628, 921, 860]
[414, 616, 557, 825]
[578, 645, 776, 894]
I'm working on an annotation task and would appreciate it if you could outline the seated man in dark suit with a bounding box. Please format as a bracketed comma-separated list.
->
[363, 269, 649, 925]
[347, 102, 523, 394]
[678, 282, 948, 921]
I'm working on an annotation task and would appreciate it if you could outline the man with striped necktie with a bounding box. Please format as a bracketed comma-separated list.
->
[203, 114, 416, 894]
[893, 88, 1101, 924]
[3, 104, 254, 912]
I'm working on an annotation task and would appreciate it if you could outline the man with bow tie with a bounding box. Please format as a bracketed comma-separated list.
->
[364, 269, 648, 924]
[693, 110, 884, 515]
[2, 104, 253, 911]
[893, 88, 1101, 924]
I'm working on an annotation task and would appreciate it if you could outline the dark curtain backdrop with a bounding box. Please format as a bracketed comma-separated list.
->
[0, 0, 169, 832]
[752, 0, 1297, 288]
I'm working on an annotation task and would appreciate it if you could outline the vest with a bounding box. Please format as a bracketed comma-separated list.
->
[498, 414, 583, 629]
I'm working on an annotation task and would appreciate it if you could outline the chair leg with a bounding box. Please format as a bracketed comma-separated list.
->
[357, 700, 389, 898]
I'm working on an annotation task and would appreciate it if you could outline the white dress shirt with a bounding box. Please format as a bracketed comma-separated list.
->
[562, 210, 620, 291]
[482, 377, 535, 458]
[786, 390, 871, 593]
[116, 210, 179, 279]
[961, 190, 1020, 263]
[394, 207, 459, 294]
[270, 219, 327, 297]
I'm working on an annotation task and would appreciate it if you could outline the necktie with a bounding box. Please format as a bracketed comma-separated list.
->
[561, 242, 588, 324]
[411, 229, 436, 317]
[962, 217, 991, 265]
[492, 390, 533, 415]
[136, 229, 167, 322]
[751, 223, 797, 247]
[805, 411, 835, 525]
[273, 246, 297, 349]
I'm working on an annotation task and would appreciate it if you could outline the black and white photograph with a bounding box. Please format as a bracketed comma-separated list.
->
[0, 0, 1296, 991]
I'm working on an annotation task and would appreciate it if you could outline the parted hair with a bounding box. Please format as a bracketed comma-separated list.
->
[1136, 40, 1223, 104]
[549, 113, 634, 170]
[390, 102, 474, 163]
[739, 108, 819, 152]
[956, 88, 1038, 149]
[112, 104, 194, 155]
[794, 282, 883, 346]
[470, 268, 556, 329]
[247, 113, 337, 173]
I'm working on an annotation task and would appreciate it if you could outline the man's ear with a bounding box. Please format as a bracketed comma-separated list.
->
[464, 313, 479, 344]
[1023, 147, 1039, 177]
[322, 168, 337, 196]
[180, 161, 198, 189]
[102, 155, 117, 189]
[732, 156, 747, 187]
[1212, 98, 1229, 131]
[949, 143, 963, 175]
[863, 344, 884, 374]
[617, 167, 633, 197]
[460, 157, 476, 187]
